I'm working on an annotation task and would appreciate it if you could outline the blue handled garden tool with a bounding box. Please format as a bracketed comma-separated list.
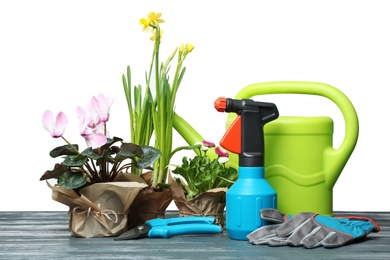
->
[114, 216, 222, 240]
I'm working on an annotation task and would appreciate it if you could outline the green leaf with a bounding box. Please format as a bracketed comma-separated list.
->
[172, 155, 238, 198]
[96, 153, 114, 167]
[136, 146, 161, 169]
[49, 144, 79, 158]
[170, 144, 201, 158]
[114, 142, 143, 163]
[81, 147, 102, 160]
[121, 142, 144, 157]
[157, 183, 170, 189]
[63, 171, 88, 189]
[186, 188, 198, 200]
[63, 154, 87, 167]
[56, 174, 65, 187]
[101, 137, 123, 150]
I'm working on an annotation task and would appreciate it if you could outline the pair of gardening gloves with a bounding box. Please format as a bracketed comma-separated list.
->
[247, 208, 380, 249]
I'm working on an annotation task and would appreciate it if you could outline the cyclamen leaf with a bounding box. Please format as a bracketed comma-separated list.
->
[40, 163, 68, 181]
[100, 136, 123, 150]
[63, 154, 87, 167]
[56, 174, 65, 187]
[114, 143, 141, 163]
[49, 144, 79, 158]
[96, 152, 116, 167]
[120, 142, 144, 157]
[81, 147, 103, 160]
[136, 146, 161, 169]
[64, 171, 88, 189]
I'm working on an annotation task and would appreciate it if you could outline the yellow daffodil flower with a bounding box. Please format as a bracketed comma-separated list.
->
[140, 18, 150, 32]
[148, 12, 165, 26]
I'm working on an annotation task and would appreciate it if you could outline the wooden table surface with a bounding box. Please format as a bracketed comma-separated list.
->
[0, 211, 388, 260]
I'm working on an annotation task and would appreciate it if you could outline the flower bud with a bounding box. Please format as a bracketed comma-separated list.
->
[179, 43, 184, 53]
[218, 157, 229, 164]
[202, 140, 215, 148]
[186, 43, 194, 53]
[215, 147, 229, 157]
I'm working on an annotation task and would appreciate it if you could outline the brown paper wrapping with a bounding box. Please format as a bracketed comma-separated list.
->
[168, 173, 227, 227]
[47, 181, 147, 238]
[126, 171, 172, 229]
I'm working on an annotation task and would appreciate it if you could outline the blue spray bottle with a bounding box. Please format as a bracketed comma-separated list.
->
[214, 97, 279, 240]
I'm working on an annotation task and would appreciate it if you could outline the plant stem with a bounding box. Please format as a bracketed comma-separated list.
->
[61, 136, 80, 155]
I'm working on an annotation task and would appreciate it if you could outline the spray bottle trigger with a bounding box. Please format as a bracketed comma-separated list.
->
[220, 116, 241, 154]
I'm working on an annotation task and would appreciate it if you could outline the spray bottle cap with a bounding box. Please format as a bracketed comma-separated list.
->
[215, 97, 279, 167]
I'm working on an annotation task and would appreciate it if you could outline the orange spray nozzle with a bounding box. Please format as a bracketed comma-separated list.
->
[214, 97, 227, 112]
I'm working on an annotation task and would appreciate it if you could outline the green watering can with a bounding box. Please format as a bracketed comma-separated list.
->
[173, 81, 359, 216]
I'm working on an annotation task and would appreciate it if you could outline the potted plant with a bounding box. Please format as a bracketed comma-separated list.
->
[169, 140, 238, 227]
[122, 12, 194, 227]
[40, 93, 161, 238]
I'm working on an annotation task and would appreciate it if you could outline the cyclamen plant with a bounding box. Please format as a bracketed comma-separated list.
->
[172, 140, 238, 200]
[40, 94, 161, 191]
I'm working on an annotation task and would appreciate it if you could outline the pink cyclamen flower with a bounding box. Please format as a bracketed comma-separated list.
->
[215, 146, 229, 158]
[42, 110, 68, 138]
[91, 93, 115, 123]
[79, 115, 107, 148]
[76, 105, 100, 129]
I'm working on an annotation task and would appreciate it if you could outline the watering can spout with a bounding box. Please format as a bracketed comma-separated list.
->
[173, 113, 204, 147]
[173, 113, 235, 165]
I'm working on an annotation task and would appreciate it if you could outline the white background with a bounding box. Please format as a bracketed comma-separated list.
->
[1, 0, 389, 212]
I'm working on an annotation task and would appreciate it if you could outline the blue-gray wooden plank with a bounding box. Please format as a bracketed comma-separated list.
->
[0, 211, 388, 260]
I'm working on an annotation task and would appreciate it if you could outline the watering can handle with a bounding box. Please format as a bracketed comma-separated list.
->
[173, 81, 358, 187]
[232, 81, 359, 187]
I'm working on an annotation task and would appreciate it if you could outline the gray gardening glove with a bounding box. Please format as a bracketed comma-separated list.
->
[247, 208, 291, 246]
[276, 212, 380, 248]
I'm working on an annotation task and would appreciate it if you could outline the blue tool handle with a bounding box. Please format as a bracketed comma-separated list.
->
[146, 216, 216, 227]
[148, 223, 222, 238]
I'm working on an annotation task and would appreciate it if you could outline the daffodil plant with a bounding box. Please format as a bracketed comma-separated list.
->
[172, 140, 238, 200]
[122, 12, 194, 188]
[40, 94, 161, 191]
